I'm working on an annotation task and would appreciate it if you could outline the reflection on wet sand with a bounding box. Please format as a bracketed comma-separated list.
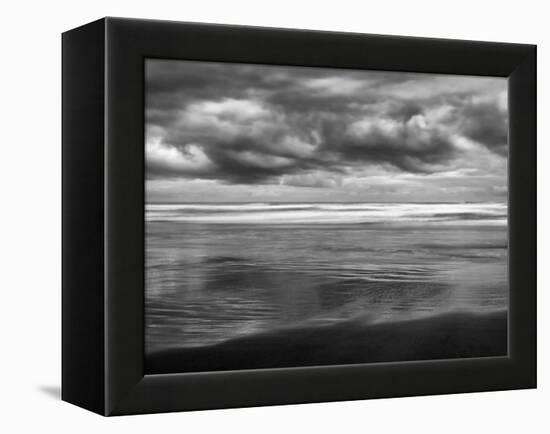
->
[146, 212, 508, 368]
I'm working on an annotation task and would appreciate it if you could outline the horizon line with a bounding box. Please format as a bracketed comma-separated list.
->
[146, 200, 507, 205]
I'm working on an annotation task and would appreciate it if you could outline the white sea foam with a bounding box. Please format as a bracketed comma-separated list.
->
[145, 202, 507, 225]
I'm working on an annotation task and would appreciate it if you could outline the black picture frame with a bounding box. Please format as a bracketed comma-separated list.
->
[62, 17, 536, 416]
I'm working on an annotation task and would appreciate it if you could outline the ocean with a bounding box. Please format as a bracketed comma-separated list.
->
[145, 202, 508, 356]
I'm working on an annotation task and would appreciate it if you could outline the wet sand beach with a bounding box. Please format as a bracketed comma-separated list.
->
[146, 310, 507, 374]
[145, 203, 508, 372]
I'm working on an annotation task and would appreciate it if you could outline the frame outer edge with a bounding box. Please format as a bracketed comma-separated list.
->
[508, 46, 537, 387]
[62, 18, 107, 415]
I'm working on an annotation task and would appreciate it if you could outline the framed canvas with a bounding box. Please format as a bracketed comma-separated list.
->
[62, 17, 536, 416]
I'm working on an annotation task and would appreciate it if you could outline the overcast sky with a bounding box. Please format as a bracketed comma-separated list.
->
[145, 59, 507, 203]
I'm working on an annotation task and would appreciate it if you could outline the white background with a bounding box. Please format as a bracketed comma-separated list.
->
[0, 0, 546, 432]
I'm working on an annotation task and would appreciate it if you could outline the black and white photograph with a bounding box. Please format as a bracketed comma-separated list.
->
[144, 59, 509, 374]
[0, 0, 543, 428]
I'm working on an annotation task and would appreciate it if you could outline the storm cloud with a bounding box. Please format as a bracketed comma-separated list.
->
[145, 59, 508, 202]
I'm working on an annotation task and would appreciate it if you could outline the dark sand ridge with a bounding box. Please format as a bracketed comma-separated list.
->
[146, 310, 507, 374]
